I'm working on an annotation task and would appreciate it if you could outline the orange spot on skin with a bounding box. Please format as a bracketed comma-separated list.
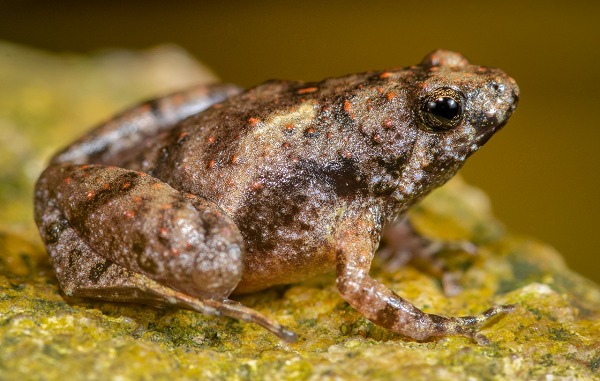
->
[372, 134, 381, 143]
[179, 132, 188, 139]
[124, 211, 135, 218]
[283, 143, 290, 148]
[231, 155, 239, 164]
[383, 119, 393, 129]
[159, 228, 169, 238]
[81, 165, 89, 169]
[86, 190, 95, 199]
[152, 183, 162, 189]
[344, 101, 351, 112]
[251, 181, 262, 190]
[133, 196, 142, 203]
[306, 127, 316, 135]
[103, 184, 110, 190]
[380, 72, 393, 78]
[327, 132, 333, 138]
[248, 117, 261, 126]
[387, 92, 396, 100]
[207, 136, 216, 143]
[298, 87, 318, 94]
[343, 151, 352, 158]
[64, 178, 72, 184]
[209, 160, 216, 168]
[378, 88, 384, 94]
[122, 182, 131, 189]
[186, 194, 195, 198]
[137, 172, 148, 176]
[83, 174, 89, 178]
[171, 248, 180, 255]
[160, 203, 172, 210]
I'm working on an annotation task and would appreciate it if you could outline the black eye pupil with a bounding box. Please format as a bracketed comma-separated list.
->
[420, 88, 463, 131]
[425, 97, 459, 122]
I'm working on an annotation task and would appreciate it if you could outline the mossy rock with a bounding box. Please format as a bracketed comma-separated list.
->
[1, 41, 599, 381]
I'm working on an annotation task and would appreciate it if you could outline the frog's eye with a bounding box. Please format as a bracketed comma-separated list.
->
[419, 88, 463, 131]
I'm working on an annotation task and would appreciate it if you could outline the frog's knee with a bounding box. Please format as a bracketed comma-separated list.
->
[188, 196, 245, 299]
[191, 229, 244, 299]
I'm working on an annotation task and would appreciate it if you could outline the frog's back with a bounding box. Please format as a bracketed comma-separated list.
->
[151, 71, 415, 215]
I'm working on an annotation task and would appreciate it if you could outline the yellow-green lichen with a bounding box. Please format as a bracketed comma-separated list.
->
[1, 41, 600, 381]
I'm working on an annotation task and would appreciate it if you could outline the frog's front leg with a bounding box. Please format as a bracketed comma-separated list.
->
[335, 214, 514, 345]
[34, 163, 297, 343]
[52, 83, 242, 166]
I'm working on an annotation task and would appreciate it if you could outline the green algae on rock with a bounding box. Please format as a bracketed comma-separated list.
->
[1, 41, 600, 380]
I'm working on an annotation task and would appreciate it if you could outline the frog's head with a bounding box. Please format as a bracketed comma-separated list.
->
[387, 50, 519, 207]
[416, 50, 519, 153]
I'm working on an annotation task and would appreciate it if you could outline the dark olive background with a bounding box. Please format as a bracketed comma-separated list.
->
[2, 1, 599, 283]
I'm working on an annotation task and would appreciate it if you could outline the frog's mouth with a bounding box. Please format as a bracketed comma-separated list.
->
[473, 85, 519, 149]
[477, 119, 508, 147]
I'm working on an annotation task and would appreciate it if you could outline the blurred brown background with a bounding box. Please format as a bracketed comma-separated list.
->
[2, 0, 598, 283]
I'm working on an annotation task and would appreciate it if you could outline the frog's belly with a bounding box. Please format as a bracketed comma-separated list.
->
[232, 240, 337, 294]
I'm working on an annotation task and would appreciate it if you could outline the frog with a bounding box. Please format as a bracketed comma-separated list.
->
[34, 50, 519, 345]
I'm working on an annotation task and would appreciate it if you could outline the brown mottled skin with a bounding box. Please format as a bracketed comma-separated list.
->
[34, 50, 519, 344]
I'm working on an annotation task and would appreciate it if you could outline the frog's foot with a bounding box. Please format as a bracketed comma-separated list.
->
[151, 289, 298, 343]
[426, 305, 516, 345]
[379, 217, 478, 297]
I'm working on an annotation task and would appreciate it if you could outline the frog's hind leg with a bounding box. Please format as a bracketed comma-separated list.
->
[34, 163, 297, 343]
[38, 204, 297, 342]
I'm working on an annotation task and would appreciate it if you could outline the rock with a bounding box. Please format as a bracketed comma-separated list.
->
[1, 41, 599, 380]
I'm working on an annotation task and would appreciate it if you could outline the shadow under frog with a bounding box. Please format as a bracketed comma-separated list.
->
[34, 50, 519, 344]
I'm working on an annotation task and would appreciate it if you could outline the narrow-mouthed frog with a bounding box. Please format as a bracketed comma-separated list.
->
[34, 50, 519, 344]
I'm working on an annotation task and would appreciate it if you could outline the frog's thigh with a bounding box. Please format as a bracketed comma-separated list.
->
[35, 163, 244, 301]
[40, 210, 218, 315]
